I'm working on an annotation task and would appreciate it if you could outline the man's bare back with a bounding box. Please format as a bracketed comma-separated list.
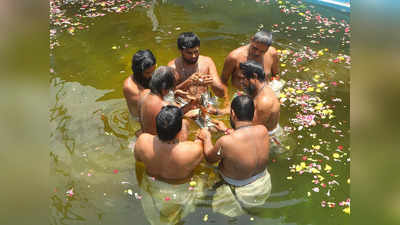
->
[221, 44, 279, 90]
[253, 85, 280, 131]
[218, 125, 270, 180]
[135, 133, 203, 183]
[123, 76, 145, 118]
[139, 91, 166, 135]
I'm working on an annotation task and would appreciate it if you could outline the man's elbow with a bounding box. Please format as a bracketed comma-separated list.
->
[204, 150, 219, 163]
[205, 155, 219, 164]
[213, 85, 225, 98]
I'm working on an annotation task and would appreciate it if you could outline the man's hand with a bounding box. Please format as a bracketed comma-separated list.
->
[184, 109, 199, 118]
[197, 128, 212, 141]
[211, 119, 228, 132]
[174, 89, 190, 98]
[188, 73, 202, 85]
[198, 74, 214, 86]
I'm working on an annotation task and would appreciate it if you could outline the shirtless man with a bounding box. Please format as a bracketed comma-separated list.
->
[135, 105, 204, 183]
[198, 96, 271, 217]
[198, 95, 270, 181]
[168, 32, 227, 100]
[239, 60, 280, 133]
[123, 49, 156, 118]
[221, 30, 279, 90]
[138, 66, 195, 140]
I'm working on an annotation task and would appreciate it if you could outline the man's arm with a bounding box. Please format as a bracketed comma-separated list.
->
[134, 136, 143, 162]
[198, 128, 223, 163]
[221, 54, 236, 86]
[253, 100, 273, 127]
[206, 57, 227, 98]
[168, 60, 181, 84]
[270, 48, 280, 78]
[123, 79, 140, 117]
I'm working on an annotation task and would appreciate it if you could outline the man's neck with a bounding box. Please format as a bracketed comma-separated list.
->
[161, 137, 179, 145]
[234, 121, 253, 130]
[150, 91, 164, 99]
[181, 56, 198, 67]
[254, 81, 267, 97]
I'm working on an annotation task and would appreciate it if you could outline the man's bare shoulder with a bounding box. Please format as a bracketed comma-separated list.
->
[200, 55, 215, 64]
[168, 58, 178, 68]
[174, 141, 203, 160]
[228, 45, 247, 59]
[267, 46, 278, 56]
[254, 124, 269, 134]
[123, 76, 139, 96]
[179, 140, 202, 152]
[216, 134, 232, 147]
[137, 133, 154, 145]
[256, 94, 274, 110]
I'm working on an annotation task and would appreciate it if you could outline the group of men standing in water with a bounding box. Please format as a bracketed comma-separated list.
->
[123, 30, 282, 216]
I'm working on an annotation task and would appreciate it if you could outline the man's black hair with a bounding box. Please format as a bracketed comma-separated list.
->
[252, 30, 273, 46]
[149, 66, 175, 95]
[177, 32, 200, 50]
[231, 95, 255, 121]
[131, 49, 156, 89]
[239, 60, 266, 81]
[156, 105, 183, 141]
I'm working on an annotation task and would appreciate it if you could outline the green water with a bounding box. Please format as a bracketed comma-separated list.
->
[50, 0, 350, 224]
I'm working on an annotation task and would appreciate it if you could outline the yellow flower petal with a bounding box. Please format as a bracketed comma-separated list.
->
[311, 168, 320, 174]
[343, 207, 350, 214]
[324, 164, 332, 171]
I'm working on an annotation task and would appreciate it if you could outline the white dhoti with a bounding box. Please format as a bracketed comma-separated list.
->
[140, 175, 205, 225]
[212, 169, 272, 217]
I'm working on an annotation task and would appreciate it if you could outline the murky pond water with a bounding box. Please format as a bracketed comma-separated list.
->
[50, 0, 350, 224]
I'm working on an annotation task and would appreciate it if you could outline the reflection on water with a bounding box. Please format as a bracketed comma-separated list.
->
[50, 0, 350, 225]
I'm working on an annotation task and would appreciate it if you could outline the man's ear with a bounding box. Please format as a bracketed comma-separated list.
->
[231, 110, 237, 120]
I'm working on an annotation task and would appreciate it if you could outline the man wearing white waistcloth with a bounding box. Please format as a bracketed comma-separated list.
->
[134, 105, 206, 225]
[239, 60, 283, 147]
[197, 95, 272, 217]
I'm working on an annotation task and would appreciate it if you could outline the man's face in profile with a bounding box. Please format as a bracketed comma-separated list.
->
[240, 74, 257, 96]
[181, 46, 200, 64]
[139, 64, 156, 88]
[248, 41, 269, 59]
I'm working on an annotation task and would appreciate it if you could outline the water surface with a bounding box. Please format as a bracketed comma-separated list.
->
[50, 1, 350, 224]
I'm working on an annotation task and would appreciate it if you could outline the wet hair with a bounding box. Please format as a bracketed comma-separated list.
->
[131, 50, 156, 89]
[149, 66, 175, 95]
[156, 105, 183, 141]
[231, 95, 255, 121]
[177, 32, 200, 50]
[239, 60, 266, 81]
[252, 30, 273, 46]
